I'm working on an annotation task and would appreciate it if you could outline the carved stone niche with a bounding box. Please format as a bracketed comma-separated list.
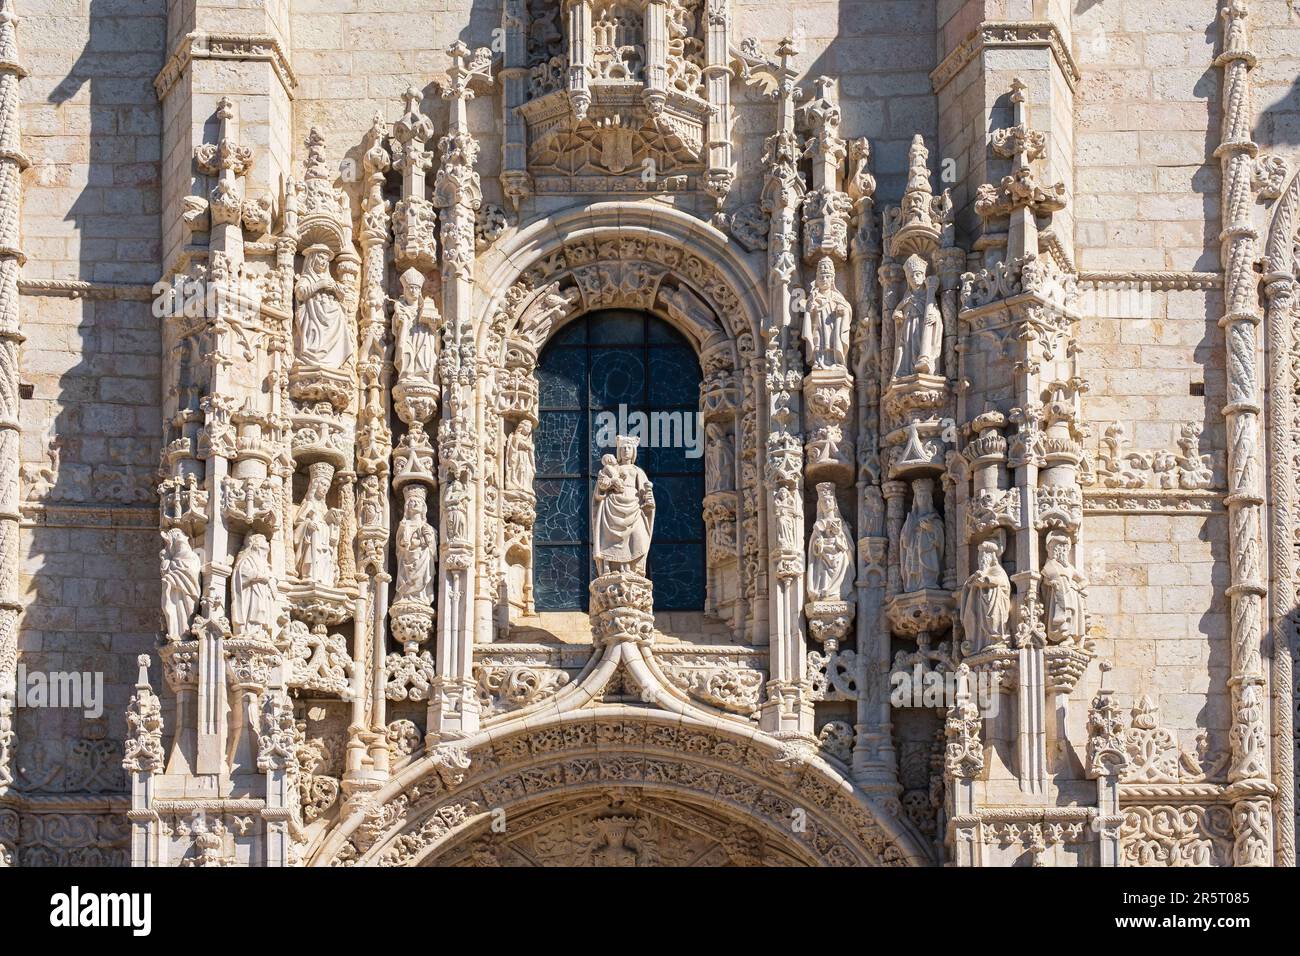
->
[222, 401, 283, 535]
[803, 366, 853, 486]
[287, 461, 355, 635]
[160, 472, 209, 538]
[519, 0, 713, 193]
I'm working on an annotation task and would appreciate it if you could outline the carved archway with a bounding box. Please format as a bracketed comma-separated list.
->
[481, 204, 764, 636]
[424, 788, 821, 866]
[308, 707, 932, 867]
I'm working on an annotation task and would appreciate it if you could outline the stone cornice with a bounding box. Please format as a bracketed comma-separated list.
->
[21, 502, 157, 529]
[19, 277, 156, 300]
[931, 21, 1081, 94]
[1077, 270, 1223, 290]
[0, 792, 130, 812]
[154, 31, 297, 102]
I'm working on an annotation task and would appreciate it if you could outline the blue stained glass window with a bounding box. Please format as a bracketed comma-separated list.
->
[533, 310, 705, 612]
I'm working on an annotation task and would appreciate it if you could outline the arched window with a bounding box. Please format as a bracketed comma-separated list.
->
[533, 310, 704, 611]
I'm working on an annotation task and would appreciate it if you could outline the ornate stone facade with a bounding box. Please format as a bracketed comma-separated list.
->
[0, 0, 1298, 867]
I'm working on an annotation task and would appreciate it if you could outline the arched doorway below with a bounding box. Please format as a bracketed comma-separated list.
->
[422, 788, 816, 866]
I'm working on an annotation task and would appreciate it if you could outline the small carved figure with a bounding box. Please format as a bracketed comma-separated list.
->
[159, 528, 201, 642]
[960, 539, 1011, 652]
[900, 477, 943, 591]
[802, 258, 852, 369]
[705, 422, 735, 493]
[892, 253, 942, 378]
[592, 436, 655, 575]
[444, 475, 470, 545]
[1041, 531, 1087, 645]
[806, 483, 852, 603]
[774, 485, 800, 552]
[294, 463, 341, 588]
[504, 420, 536, 493]
[294, 244, 351, 368]
[393, 266, 439, 382]
[394, 485, 437, 606]
[231, 532, 276, 635]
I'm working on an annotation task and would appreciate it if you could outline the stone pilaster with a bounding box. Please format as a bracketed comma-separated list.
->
[429, 43, 492, 744]
[932, 2, 1077, 270]
[1214, 0, 1274, 867]
[0, 0, 24, 839]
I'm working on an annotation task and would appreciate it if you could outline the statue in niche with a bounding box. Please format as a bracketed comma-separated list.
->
[294, 462, 341, 588]
[900, 477, 943, 592]
[231, 532, 277, 635]
[892, 253, 942, 378]
[159, 528, 202, 642]
[394, 485, 437, 606]
[444, 474, 470, 545]
[593, 436, 655, 575]
[294, 244, 352, 368]
[358, 474, 384, 530]
[393, 266, 439, 383]
[802, 258, 852, 370]
[774, 485, 800, 552]
[806, 483, 852, 603]
[504, 420, 536, 493]
[960, 538, 1011, 652]
[1041, 531, 1087, 644]
[705, 422, 735, 493]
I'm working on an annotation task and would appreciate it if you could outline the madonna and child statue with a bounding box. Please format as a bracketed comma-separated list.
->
[593, 436, 656, 577]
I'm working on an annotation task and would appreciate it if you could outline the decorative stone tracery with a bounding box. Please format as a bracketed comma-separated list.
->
[32, 0, 1277, 870]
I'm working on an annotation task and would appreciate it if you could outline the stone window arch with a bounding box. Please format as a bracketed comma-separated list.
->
[487, 231, 757, 640]
[531, 309, 706, 612]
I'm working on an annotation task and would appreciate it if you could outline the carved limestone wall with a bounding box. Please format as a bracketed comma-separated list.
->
[0, 0, 1296, 868]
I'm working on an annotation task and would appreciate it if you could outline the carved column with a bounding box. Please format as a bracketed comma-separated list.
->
[192, 98, 256, 777]
[953, 75, 1089, 820]
[1215, 0, 1274, 866]
[944, 664, 984, 866]
[749, 39, 811, 736]
[386, 88, 439, 725]
[500, 0, 532, 207]
[1085, 666, 1128, 867]
[0, 0, 24, 829]
[642, 0, 668, 114]
[881, 135, 955, 701]
[702, 0, 733, 221]
[123, 657, 166, 867]
[1262, 170, 1300, 866]
[846, 140, 894, 793]
[429, 43, 492, 743]
[565, 0, 593, 120]
[349, 116, 394, 797]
